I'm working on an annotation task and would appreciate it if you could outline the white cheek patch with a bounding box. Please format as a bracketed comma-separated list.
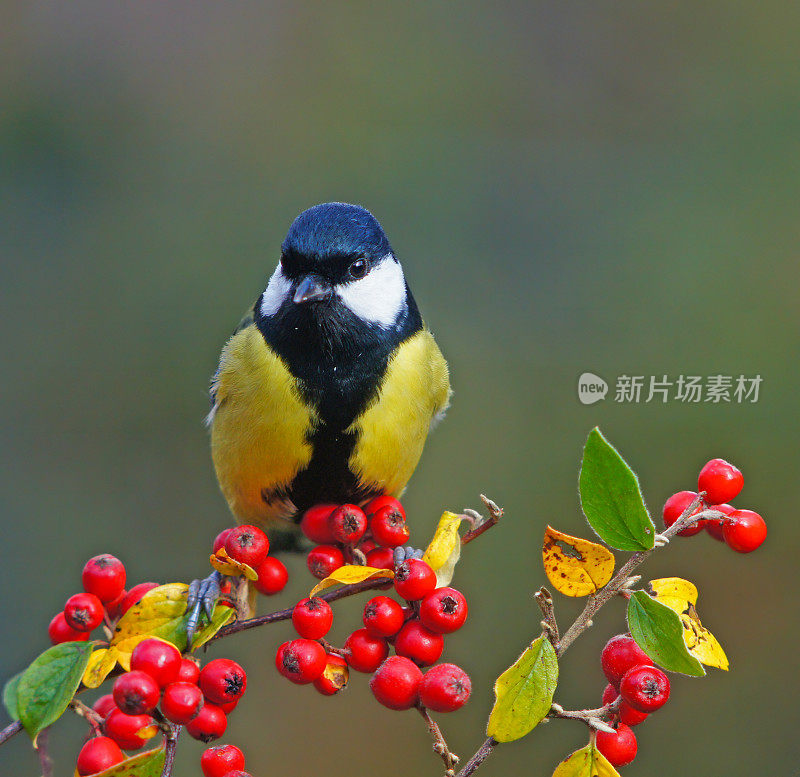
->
[259, 264, 293, 317]
[336, 255, 407, 328]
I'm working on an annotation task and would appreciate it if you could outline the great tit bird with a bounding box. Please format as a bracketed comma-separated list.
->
[208, 201, 451, 531]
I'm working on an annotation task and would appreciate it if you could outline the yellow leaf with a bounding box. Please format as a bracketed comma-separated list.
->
[91, 744, 164, 775]
[552, 742, 621, 777]
[111, 583, 233, 654]
[82, 648, 117, 689]
[542, 526, 615, 597]
[423, 511, 466, 587]
[487, 636, 558, 742]
[209, 549, 258, 580]
[649, 577, 729, 670]
[309, 565, 394, 597]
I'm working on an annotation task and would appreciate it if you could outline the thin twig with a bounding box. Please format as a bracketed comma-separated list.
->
[36, 726, 53, 777]
[556, 495, 710, 656]
[455, 737, 497, 777]
[69, 700, 104, 733]
[0, 720, 22, 746]
[548, 699, 620, 733]
[461, 495, 503, 546]
[417, 705, 459, 775]
[210, 577, 390, 641]
[534, 587, 559, 646]
[160, 724, 181, 777]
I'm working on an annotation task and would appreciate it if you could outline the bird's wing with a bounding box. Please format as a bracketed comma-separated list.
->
[207, 306, 257, 424]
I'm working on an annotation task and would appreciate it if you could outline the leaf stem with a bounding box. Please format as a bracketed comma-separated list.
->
[534, 587, 559, 647]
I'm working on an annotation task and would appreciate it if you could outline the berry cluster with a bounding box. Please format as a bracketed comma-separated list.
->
[78, 638, 249, 775]
[48, 554, 159, 645]
[212, 524, 289, 596]
[595, 634, 672, 767]
[662, 458, 767, 552]
[275, 498, 472, 714]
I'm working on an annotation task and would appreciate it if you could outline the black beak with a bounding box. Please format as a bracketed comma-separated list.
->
[293, 275, 333, 304]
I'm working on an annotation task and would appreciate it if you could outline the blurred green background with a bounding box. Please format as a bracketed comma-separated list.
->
[2, 2, 798, 775]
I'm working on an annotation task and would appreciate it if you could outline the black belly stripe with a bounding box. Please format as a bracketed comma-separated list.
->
[255, 285, 423, 516]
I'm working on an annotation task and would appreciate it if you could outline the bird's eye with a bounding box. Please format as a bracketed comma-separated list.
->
[348, 258, 368, 280]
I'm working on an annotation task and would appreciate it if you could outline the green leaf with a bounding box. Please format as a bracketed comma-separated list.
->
[93, 746, 166, 776]
[552, 742, 621, 777]
[579, 428, 655, 551]
[486, 636, 559, 742]
[3, 671, 22, 721]
[627, 591, 705, 676]
[16, 641, 94, 742]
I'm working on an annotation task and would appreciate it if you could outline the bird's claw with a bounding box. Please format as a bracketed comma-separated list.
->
[185, 571, 223, 647]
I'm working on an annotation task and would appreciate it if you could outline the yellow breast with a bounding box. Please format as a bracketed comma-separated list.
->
[347, 328, 451, 497]
[209, 324, 316, 525]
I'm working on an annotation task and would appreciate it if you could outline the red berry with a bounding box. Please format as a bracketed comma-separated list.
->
[698, 458, 744, 504]
[620, 665, 670, 712]
[161, 681, 204, 724]
[328, 504, 367, 544]
[82, 555, 126, 604]
[704, 503, 735, 541]
[112, 670, 160, 715]
[117, 582, 159, 616]
[275, 639, 327, 684]
[201, 744, 245, 777]
[76, 736, 124, 775]
[365, 547, 395, 571]
[364, 495, 405, 519]
[662, 491, 704, 536]
[394, 558, 436, 601]
[212, 528, 235, 554]
[48, 612, 90, 644]
[344, 628, 389, 673]
[313, 654, 350, 696]
[300, 504, 338, 544]
[419, 587, 468, 634]
[130, 638, 181, 688]
[395, 620, 444, 666]
[601, 635, 653, 688]
[418, 663, 471, 712]
[307, 545, 345, 579]
[104, 589, 127, 620]
[176, 657, 201, 684]
[218, 698, 239, 714]
[723, 509, 767, 552]
[363, 596, 405, 637]
[253, 556, 289, 595]
[92, 694, 117, 720]
[369, 656, 423, 710]
[601, 683, 647, 726]
[292, 597, 333, 640]
[64, 592, 104, 632]
[358, 538, 377, 554]
[186, 703, 227, 743]
[103, 709, 158, 750]
[595, 723, 638, 767]
[370, 504, 411, 548]
[224, 525, 269, 568]
[199, 658, 247, 706]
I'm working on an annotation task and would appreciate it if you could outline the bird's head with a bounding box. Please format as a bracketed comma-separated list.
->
[256, 203, 410, 331]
